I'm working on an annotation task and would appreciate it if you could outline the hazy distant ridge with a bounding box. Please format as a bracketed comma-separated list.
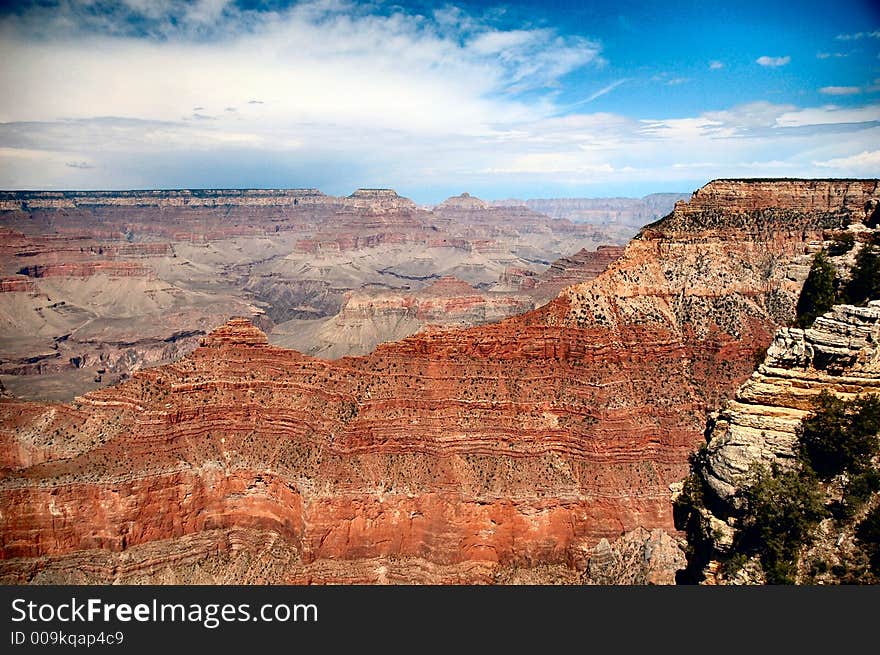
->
[492, 193, 690, 226]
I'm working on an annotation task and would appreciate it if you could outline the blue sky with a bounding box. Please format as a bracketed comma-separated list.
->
[0, 0, 878, 202]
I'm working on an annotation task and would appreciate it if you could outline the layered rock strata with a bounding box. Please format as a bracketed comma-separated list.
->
[269, 276, 536, 358]
[703, 301, 880, 503]
[1, 189, 610, 399]
[0, 179, 877, 584]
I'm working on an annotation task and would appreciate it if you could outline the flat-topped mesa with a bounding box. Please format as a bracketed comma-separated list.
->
[436, 192, 489, 211]
[638, 179, 880, 242]
[0, 188, 331, 211]
[679, 178, 878, 215]
[342, 188, 418, 213]
[199, 318, 269, 348]
[17, 262, 154, 279]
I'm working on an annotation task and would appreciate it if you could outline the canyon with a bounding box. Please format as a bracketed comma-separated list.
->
[0, 189, 642, 400]
[1, 178, 876, 584]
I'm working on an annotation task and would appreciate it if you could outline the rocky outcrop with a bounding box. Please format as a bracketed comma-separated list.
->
[581, 528, 687, 585]
[675, 296, 880, 584]
[1, 179, 877, 584]
[702, 301, 880, 502]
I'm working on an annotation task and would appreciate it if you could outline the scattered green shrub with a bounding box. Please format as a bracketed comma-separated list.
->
[826, 232, 855, 256]
[722, 553, 749, 578]
[855, 505, 880, 576]
[838, 469, 880, 520]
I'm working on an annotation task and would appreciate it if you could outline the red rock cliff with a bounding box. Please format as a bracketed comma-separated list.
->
[1, 179, 877, 584]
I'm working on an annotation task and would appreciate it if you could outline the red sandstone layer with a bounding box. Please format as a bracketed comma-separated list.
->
[0, 277, 35, 293]
[0, 179, 877, 584]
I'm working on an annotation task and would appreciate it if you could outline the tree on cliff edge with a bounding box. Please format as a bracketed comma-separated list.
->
[795, 251, 836, 328]
[845, 245, 880, 307]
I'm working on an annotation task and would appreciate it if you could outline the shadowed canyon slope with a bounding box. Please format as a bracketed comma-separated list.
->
[0, 179, 877, 584]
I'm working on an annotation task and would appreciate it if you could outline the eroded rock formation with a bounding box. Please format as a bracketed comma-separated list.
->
[1, 179, 877, 584]
[1, 189, 613, 399]
[703, 301, 880, 503]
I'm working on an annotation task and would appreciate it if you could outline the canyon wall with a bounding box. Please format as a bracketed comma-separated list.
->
[1, 179, 877, 584]
[1, 189, 612, 400]
[676, 297, 880, 584]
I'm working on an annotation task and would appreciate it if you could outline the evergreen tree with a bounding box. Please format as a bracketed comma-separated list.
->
[738, 464, 826, 584]
[795, 251, 836, 328]
[845, 245, 880, 306]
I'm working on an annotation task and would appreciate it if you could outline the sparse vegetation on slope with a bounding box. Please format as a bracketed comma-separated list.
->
[680, 391, 880, 584]
[737, 463, 826, 584]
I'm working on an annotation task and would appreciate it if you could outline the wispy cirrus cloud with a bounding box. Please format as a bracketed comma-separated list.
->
[564, 79, 629, 108]
[835, 30, 880, 41]
[820, 86, 863, 95]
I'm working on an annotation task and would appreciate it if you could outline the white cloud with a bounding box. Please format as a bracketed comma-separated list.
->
[0, 3, 877, 197]
[709, 61, 724, 70]
[775, 104, 880, 127]
[813, 149, 880, 170]
[756, 55, 791, 67]
[705, 101, 797, 130]
[819, 86, 862, 95]
[0, 2, 603, 135]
